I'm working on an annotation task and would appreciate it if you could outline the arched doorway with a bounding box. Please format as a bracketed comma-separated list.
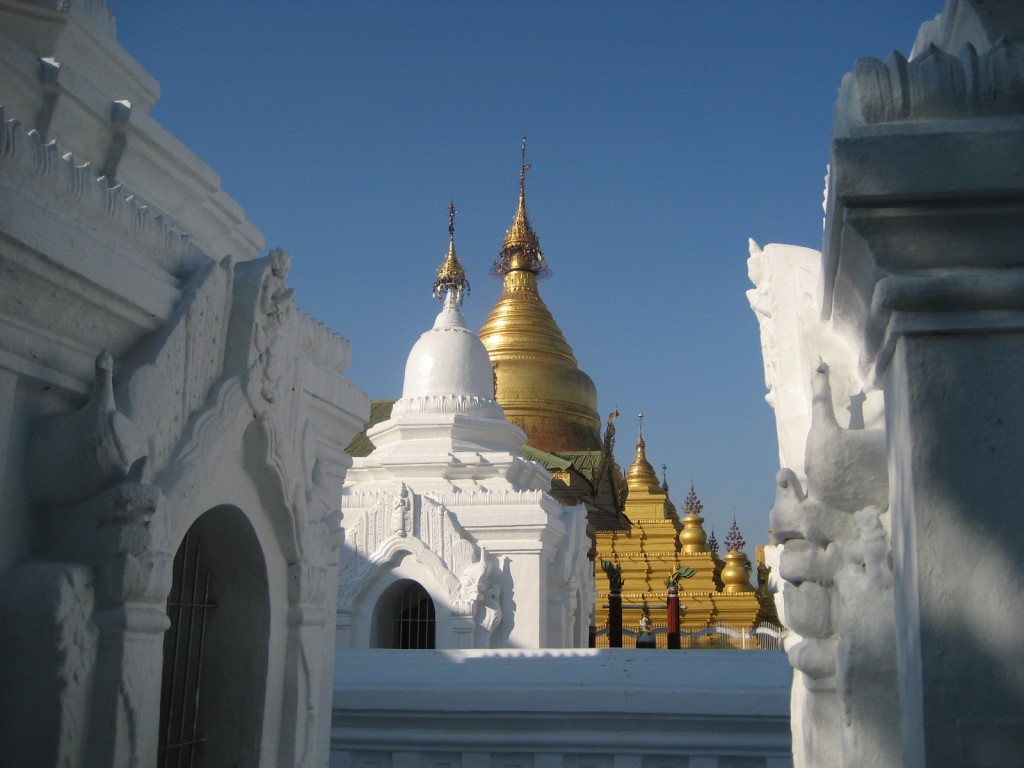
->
[374, 580, 436, 649]
[158, 506, 269, 767]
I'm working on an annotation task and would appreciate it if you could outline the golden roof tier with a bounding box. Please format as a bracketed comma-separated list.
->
[479, 139, 601, 452]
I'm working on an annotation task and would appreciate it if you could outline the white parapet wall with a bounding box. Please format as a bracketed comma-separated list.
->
[332, 649, 793, 768]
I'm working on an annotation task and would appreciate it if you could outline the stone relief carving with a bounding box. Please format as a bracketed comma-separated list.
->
[254, 247, 295, 404]
[750, 243, 898, 767]
[117, 256, 233, 475]
[390, 484, 410, 537]
[338, 487, 499, 635]
[837, 38, 1024, 129]
[27, 350, 144, 505]
[14, 230, 355, 765]
[771, 363, 897, 768]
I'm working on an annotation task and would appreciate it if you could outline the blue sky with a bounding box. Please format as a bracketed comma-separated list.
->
[111, 2, 941, 548]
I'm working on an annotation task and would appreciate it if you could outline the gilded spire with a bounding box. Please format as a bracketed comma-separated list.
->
[433, 200, 470, 305]
[679, 484, 709, 554]
[626, 412, 661, 494]
[491, 136, 550, 277]
[478, 138, 602, 452]
[721, 516, 753, 593]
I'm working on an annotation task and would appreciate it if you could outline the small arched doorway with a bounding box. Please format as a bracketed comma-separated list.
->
[374, 580, 436, 649]
[158, 506, 269, 767]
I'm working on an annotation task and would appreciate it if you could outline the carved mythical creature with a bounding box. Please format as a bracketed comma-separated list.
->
[28, 350, 145, 504]
[771, 362, 898, 767]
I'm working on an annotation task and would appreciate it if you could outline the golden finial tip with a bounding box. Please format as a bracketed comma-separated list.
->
[493, 137, 546, 277]
[433, 200, 470, 305]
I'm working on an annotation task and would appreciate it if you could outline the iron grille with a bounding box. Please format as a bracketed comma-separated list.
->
[158, 530, 216, 767]
[390, 582, 436, 649]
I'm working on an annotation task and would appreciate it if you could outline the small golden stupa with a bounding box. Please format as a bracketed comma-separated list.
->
[478, 138, 602, 453]
[593, 417, 777, 647]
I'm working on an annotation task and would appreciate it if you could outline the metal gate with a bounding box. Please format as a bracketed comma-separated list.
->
[158, 530, 216, 767]
[390, 582, 435, 649]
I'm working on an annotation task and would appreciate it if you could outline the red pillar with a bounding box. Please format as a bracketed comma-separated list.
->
[666, 584, 680, 649]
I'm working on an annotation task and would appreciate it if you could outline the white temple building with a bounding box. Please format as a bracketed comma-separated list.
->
[337, 211, 593, 650]
[0, 3, 369, 766]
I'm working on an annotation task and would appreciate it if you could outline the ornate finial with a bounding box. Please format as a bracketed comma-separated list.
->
[602, 408, 619, 455]
[520, 135, 532, 196]
[636, 411, 645, 447]
[678, 483, 709, 553]
[725, 516, 746, 553]
[721, 516, 753, 592]
[708, 527, 719, 555]
[492, 137, 550, 277]
[661, 463, 669, 492]
[683, 484, 702, 517]
[433, 200, 470, 305]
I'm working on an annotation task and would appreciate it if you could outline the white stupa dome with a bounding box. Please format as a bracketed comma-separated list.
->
[402, 294, 495, 400]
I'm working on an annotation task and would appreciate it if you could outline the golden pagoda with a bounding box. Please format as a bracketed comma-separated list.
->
[593, 420, 775, 648]
[347, 147, 779, 647]
[478, 138, 603, 454]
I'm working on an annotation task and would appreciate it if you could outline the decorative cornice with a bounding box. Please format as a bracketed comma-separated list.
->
[296, 310, 352, 376]
[837, 40, 1024, 131]
[0, 109, 210, 278]
[344, 487, 548, 509]
[24, 0, 117, 37]
[865, 270, 1024, 378]
[390, 393, 504, 419]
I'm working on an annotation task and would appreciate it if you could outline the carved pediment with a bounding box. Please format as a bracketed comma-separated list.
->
[338, 485, 496, 623]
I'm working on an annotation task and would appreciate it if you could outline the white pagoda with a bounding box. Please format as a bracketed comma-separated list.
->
[336, 205, 593, 650]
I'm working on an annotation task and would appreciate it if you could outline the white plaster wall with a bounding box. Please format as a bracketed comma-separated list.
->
[331, 649, 794, 768]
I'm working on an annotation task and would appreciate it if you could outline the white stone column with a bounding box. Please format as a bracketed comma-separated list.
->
[458, 505, 566, 649]
[874, 287, 1024, 767]
[824, 28, 1024, 761]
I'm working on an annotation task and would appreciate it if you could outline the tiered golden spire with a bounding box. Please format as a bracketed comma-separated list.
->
[626, 413, 662, 495]
[491, 136, 550, 277]
[679, 484, 710, 554]
[721, 517, 754, 593]
[478, 140, 601, 452]
[432, 201, 470, 305]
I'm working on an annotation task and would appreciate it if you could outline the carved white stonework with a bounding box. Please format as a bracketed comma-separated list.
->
[751, 3, 1024, 766]
[339, 294, 593, 650]
[338, 486, 497, 622]
[749, 243, 897, 768]
[0, 4, 370, 766]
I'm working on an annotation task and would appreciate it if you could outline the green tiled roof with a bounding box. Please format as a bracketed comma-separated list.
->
[345, 398, 397, 457]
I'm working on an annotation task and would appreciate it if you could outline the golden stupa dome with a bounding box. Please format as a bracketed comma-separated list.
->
[478, 140, 601, 452]
[678, 484, 709, 554]
[625, 431, 662, 495]
[721, 518, 754, 593]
